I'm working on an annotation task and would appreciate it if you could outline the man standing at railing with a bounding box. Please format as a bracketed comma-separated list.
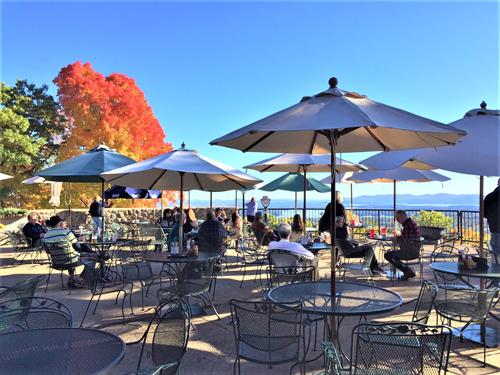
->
[484, 179, 500, 264]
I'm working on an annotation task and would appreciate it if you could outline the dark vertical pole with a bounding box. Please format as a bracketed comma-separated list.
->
[179, 172, 184, 252]
[101, 180, 105, 236]
[235, 190, 238, 211]
[393, 180, 397, 235]
[67, 182, 72, 227]
[479, 176, 484, 258]
[303, 166, 307, 234]
[210, 191, 213, 209]
[242, 191, 246, 218]
[350, 183, 353, 218]
[329, 132, 337, 300]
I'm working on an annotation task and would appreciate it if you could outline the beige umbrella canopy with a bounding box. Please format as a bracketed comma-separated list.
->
[245, 153, 365, 227]
[360, 102, 500, 255]
[211, 76, 466, 299]
[102, 143, 262, 250]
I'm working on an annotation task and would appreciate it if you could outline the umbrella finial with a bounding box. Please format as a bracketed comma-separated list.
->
[328, 77, 338, 88]
[480, 101, 487, 109]
[181, 142, 186, 149]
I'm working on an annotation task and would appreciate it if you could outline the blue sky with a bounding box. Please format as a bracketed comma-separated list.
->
[1, 1, 499, 203]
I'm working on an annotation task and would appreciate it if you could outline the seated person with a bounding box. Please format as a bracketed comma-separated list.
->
[22, 213, 47, 247]
[384, 210, 421, 280]
[197, 209, 228, 253]
[43, 215, 96, 288]
[159, 208, 175, 229]
[289, 214, 304, 242]
[250, 211, 277, 246]
[269, 222, 318, 277]
[225, 212, 243, 240]
[335, 217, 384, 275]
[183, 208, 199, 234]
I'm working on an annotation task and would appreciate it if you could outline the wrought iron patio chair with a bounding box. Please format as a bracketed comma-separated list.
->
[126, 297, 191, 375]
[0, 276, 44, 302]
[389, 238, 424, 283]
[79, 258, 134, 326]
[322, 322, 452, 375]
[43, 241, 84, 292]
[267, 250, 315, 290]
[8, 231, 39, 264]
[157, 257, 220, 320]
[230, 299, 306, 375]
[236, 237, 268, 288]
[335, 240, 376, 286]
[430, 244, 473, 289]
[0, 296, 72, 333]
[434, 286, 498, 366]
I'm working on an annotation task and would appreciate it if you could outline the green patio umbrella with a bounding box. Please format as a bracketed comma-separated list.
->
[259, 172, 330, 214]
[37, 144, 136, 229]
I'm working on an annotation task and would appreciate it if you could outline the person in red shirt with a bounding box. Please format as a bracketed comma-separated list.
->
[384, 210, 421, 280]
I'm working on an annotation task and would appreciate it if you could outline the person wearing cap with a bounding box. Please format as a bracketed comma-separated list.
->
[485, 179, 500, 263]
[43, 215, 96, 287]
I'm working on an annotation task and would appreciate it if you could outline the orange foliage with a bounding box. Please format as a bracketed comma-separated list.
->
[53, 61, 173, 161]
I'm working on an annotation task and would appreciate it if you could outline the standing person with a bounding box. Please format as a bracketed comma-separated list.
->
[384, 210, 421, 280]
[318, 191, 347, 234]
[485, 179, 500, 263]
[22, 213, 47, 247]
[245, 197, 257, 223]
[89, 196, 103, 235]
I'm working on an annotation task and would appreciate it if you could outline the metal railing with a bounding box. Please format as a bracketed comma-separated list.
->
[238, 207, 488, 243]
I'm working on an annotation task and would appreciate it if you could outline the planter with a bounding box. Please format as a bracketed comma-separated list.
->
[419, 226, 444, 241]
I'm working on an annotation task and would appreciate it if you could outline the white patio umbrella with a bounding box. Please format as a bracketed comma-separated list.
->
[347, 168, 450, 232]
[22, 176, 51, 184]
[361, 102, 500, 255]
[211, 76, 465, 299]
[102, 143, 262, 250]
[245, 153, 365, 228]
[0, 173, 13, 181]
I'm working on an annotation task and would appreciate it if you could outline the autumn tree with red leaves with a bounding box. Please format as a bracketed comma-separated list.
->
[54, 62, 172, 161]
[53, 62, 175, 206]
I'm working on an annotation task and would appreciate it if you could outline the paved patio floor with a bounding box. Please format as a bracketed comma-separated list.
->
[0, 242, 499, 374]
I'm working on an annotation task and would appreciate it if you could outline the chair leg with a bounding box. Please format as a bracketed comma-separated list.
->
[45, 268, 53, 292]
[240, 264, 247, 288]
[93, 292, 103, 314]
[80, 294, 95, 327]
[482, 320, 487, 367]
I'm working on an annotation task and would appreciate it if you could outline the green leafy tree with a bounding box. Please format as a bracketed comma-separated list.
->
[1, 80, 69, 172]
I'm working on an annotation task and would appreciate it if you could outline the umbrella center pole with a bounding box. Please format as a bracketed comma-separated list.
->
[328, 131, 338, 309]
[303, 166, 307, 234]
[179, 172, 185, 252]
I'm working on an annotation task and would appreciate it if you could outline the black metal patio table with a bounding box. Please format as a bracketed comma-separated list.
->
[267, 281, 403, 365]
[430, 261, 500, 347]
[0, 327, 125, 374]
[304, 242, 331, 255]
[144, 251, 219, 315]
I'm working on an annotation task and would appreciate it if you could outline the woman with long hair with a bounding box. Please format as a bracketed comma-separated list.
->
[183, 208, 199, 233]
[290, 214, 304, 242]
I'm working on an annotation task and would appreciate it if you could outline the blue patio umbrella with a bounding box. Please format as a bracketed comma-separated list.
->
[104, 185, 162, 199]
[259, 172, 330, 212]
[37, 144, 136, 228]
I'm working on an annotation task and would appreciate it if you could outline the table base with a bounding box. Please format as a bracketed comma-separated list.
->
[453, 325, 499, 348]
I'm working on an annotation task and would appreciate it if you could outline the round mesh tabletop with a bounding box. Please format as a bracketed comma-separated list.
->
[0, 328, 125, 374]
[144, 251, 218, 263]
[268, 281, 403, 316]
[430, 262, 500, 279]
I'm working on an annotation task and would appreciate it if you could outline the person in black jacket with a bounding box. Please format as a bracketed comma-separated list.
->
[484, 179, 500, 263]
[89, 196, 103, 235]
[319, 191, 348, 234]
[22, 213, 47, 247]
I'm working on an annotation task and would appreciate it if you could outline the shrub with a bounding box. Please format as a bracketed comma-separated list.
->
[417, 210, 453, 229]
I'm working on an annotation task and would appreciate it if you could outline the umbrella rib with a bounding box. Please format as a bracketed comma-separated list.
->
[308, 132, 318, 154]
[194, 173, 205, 190]
[243, 131, 275, 152]
[260, 165, 274, 172]
[222, 174, 247, 189]
[364, 127, 389, 151]
[149, 170, 167, 190]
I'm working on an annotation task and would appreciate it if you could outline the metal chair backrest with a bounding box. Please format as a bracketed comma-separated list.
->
[412, 280, 438, 324]
[267, 250, 314, 287]
[352, 322, 452, 375]
[269, 250, 303, 268]
[44, 241, 79, 268]
[434, 287, 498, 322]
[176, 258, 217, 297]
[136, 297, 191, 375]
[0, 296, 72, 333]
[0, 276, 43, 302]
[396, 238, 422, 260]
[230, 299, 304, 367]
[430, 244, 466, 287]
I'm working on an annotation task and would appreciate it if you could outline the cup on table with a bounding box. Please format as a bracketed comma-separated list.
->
[369, 228, 375, 239]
